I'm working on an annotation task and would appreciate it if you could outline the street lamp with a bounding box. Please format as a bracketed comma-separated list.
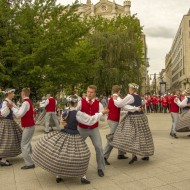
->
[149, 73, 160, 94]
[159, 78, 166, 95]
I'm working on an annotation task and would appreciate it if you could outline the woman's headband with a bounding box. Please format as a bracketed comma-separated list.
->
[128, 83, 139, 90]
[2, 89, 15, 95]
[67, 95, 78, 103]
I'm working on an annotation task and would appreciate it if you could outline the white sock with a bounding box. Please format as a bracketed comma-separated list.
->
[82, 175, 86, 179]
[1, 158, 7, 163]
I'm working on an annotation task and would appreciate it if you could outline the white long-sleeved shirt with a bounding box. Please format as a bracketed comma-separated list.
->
[1, 98, 17, 117]
[67, 107, 103, 125]
[39, 100, 46, 107]
[12, 98, 30, 118]
[175, 96, 190, 108]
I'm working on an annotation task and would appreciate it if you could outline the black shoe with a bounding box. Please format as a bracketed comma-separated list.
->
[0, 161, 12, 167]
[129, 156, 137, 164]
[142, 157, 149, 161]
[44, 132, 49, 134]
[173, 134, 178, 139]
[104, 158, 110, 165]
[117, 155, 128, 159]
[98, 169, 104, 177]
[21, 165, 35, 169]
[81, 178, 90, 184]
[170, 133, 173, 137]
[0, 158, 10, 162]
[56, 177, 64, 183]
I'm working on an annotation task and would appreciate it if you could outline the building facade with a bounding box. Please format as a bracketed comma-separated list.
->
[78, 0, 149, 95]
[165, 10, 190, 91]
[78, 0, 131, 19]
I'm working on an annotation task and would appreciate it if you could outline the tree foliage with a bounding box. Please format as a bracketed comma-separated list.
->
[0, 0, 144, 98]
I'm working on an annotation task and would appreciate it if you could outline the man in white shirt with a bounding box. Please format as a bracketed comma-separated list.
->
[77, 85, 105, 177]
[41, 94, 60, 133]
[10, 88, 35, 169]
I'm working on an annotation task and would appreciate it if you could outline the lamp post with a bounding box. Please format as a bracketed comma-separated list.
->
[149, 73, 160, 94]
[159, 78, 166, 95]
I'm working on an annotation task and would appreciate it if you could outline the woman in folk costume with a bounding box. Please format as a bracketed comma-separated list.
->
[0, 89, 22, 166]
[33, 95, 109, 184]
[35, 97, 46, 125]
[175, 89, 190, 132]
[110, 83, 154, 164]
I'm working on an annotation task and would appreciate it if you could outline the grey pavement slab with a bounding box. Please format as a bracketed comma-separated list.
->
[0, 113, 190, 190]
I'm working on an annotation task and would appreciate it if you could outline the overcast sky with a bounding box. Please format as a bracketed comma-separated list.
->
[57, 0, 189, 74]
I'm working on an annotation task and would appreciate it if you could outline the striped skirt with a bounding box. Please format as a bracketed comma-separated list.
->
[176, 110, 190, 132]
[35, 111, 46, 125]
[0, 119, 22, 158]
[110, 114, 154, 157]
[35, 111, 59, 127]
[33, 131, 90, 177]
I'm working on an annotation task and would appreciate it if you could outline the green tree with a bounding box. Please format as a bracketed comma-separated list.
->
[86, 15, 144, 95]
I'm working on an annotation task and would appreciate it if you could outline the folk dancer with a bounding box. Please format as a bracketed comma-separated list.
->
[175, 89, 190, 133]
[33, 95, 109, 184]
[40, 94, 60, 133]
[0, 89, 22, 166]
[77, 85, 105, 177]
[109, 83, 154, 164]
[9, 88, 35, 169]
[170, 90, 180, 138]
[103, 85, 127, 166]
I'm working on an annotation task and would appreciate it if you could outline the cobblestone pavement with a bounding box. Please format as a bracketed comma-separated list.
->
[1, 113, 190, 190]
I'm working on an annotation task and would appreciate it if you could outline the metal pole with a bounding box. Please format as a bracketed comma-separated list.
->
[154, 73, 156, 94]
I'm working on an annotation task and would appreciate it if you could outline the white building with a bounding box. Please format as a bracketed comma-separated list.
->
[165, 9, 190, 91]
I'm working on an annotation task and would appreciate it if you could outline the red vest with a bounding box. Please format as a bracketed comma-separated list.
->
[107, 97, 120, 122]
[162, 97, 168, 106]
[167, 96, 172, 104]
[78, 99, 99, 129]
[145, 97, 150, 106]
[46, 98, 56, 112]
[170, 96, 179, 113]
[21, 99, 35, 128]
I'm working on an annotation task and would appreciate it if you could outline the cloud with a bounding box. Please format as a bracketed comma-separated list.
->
[144, 26, 175, 39]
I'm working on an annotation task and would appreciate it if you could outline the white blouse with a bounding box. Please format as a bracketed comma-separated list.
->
[114, 94, 141, 112]
[63, 107, 103, 125]
[12, 98, 30, 118]
[176, 96, 190, 108]
[0, 98, 17, 117]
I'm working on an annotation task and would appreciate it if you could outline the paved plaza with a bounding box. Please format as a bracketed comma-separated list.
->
[1, 113, 190, 190]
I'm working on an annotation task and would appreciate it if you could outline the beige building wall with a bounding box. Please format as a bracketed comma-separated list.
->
[166, 10, 190, 91]
[165, 52, 172, 91]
